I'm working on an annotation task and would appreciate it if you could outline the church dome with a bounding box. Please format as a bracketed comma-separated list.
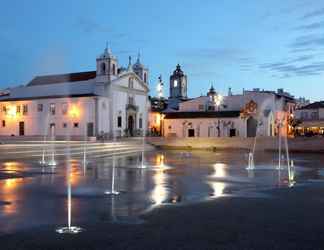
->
[132, 53, 144, 70]
[207, 85, 217, 96]
[99, 45, 116, 59]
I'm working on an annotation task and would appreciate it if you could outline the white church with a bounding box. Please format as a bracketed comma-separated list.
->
[0, 47, 150, 138]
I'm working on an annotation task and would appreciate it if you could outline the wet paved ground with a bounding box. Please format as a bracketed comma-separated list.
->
[1, 144, 324, 249]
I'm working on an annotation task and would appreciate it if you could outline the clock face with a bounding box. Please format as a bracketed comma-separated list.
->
[174, 80, 178, 87]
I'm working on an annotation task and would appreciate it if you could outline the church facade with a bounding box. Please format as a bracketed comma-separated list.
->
[0, 47, 150, 138]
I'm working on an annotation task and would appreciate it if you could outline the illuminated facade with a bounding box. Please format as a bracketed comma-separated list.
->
[294, 101, 324, 136]
[0, 47, 149, 138]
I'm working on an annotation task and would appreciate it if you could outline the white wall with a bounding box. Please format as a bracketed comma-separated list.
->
[0, 97, 97, 137]
[163, 117, 245, 138]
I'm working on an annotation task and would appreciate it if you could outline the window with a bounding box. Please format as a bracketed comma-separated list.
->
[144, 72, 147, 83]
[37, 104, 43, 112]
[2, 120, 5, 127]
[139, 117, 143, 129]
[73, 122, 79, 128]
[16, 105, 21, 114]
[2, 106, 6, 114]
[174, 80, 178, 87]
[128, 78, 134, 88]
[198, 104, 204, 111]
[101, 63, 106, 74]
[102, 102, 106, 109]
[112, 64, 116, 75]
[62, 103, 68, 115]
[50, 103, 55, 115]
[23, 104, 28, 115]
[128, 96, 134, 105]
[311, 112, 318, 120]
[63, 123, 67, 128]
[208, 106, 215, 111]
[117, 116, 122, 127]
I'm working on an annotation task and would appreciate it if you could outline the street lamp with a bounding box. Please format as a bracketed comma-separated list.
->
[211, 91, 223, 137]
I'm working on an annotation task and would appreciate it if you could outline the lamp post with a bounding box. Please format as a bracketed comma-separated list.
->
[156, 75, 164, 136]
[212, 92, 223, 137]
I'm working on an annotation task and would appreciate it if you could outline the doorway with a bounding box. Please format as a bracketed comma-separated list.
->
[188, 129, 195, 137]
[87, 122, 94, 137]
[247, 117, 257, 137]
[19, 121, 25, 136]
[128, 115, 134, 136]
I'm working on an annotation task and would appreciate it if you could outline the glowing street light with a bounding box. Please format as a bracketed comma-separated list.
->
[156, 75, 164, 99]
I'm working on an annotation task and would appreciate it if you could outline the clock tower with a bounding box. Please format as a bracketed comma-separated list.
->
[169, 64, 187, 100]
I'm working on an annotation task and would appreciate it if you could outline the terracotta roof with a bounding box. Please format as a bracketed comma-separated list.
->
[27, 71, 96, 86]
[300, 101, 324, 110]
[0, 93, 98, 102]
[164, 111, 241, 119]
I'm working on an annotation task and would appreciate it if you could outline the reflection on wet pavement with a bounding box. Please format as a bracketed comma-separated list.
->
[0, 150, 324, 234]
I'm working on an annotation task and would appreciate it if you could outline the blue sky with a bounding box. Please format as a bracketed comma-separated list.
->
[1, 0, 324, 101]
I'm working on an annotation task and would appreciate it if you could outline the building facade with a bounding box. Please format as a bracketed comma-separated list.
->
[0, 47, 150, 138]
[294, 101, 324, 136]
[163, 87, 295, 138]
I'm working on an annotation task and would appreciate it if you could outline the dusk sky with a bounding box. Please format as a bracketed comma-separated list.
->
[1, 0, 324, 101]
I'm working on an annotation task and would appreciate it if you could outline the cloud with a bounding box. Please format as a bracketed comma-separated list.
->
[294, 21, 324, 31]
[301, 7, 324, 19]
[290, 34, 324, 49]
[259, 59, 324, 78]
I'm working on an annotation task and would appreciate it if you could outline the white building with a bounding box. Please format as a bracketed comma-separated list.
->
[0, 47, 150, 138]
[163, 87, 295, 138]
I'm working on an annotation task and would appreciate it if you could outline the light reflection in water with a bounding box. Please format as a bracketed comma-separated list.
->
[1, 178, 25, 215]
[208, 163, 226, 197]
[150, 153, 169, 205]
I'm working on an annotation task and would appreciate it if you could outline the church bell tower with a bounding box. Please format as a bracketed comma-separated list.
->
[169, 64, 187, 100]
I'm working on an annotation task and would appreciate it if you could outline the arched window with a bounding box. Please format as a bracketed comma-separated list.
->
[101, 63, 106, 74]
[144, 72, 147, 83]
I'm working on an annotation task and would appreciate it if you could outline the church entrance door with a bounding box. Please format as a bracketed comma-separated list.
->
[128, 115, 134, 136]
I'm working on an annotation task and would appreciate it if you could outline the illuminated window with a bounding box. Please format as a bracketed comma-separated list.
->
[63, 123, 67, 128]
[73, 122, 79, 128]
[16, 105, 21, 114]
[50, 103, 55, 115]
[117, 116, 122, 127]
[2, 120, 5, 127]
[37, 104, 43, 112]
[23, 105, 28, 115]
[62, 103, 68, 115]
[174, 80, 178, 87]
